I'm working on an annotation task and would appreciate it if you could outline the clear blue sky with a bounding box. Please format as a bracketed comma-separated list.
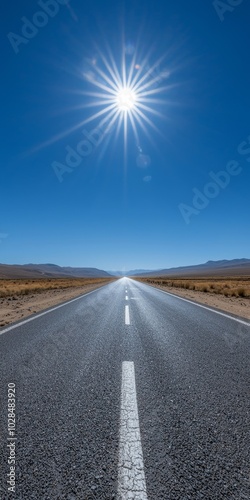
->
[1, 0, 250, 271]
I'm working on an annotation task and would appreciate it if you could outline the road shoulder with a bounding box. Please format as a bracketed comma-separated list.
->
[139, 282, 250, 320]
[0, 283, 110, 327]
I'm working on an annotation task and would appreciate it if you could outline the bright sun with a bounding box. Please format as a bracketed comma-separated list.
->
[35, 43, 174, 155]
[116, 87, 137, 112]
[78, 44, 170, 149]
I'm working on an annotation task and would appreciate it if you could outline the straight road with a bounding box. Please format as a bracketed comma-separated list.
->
[0, 278, 250, 499]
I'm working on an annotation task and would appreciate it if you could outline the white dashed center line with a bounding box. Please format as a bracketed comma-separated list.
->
[117, 361, 148, 499]
[125, 305, 130, 325]
[125, 295, 128, 300]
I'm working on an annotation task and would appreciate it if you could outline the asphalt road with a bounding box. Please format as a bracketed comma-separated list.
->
[0, 278, 250, 499]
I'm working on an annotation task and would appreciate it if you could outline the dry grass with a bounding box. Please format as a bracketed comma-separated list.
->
[135, 276, 250, 299]
[0, 277, 115, 299]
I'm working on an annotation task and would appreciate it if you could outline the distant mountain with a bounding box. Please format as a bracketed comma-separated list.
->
[128, 259, 250, 277]
[126, 269, 161, 276]
[0, 263, 111, 279]
[1, 259, 249, 280]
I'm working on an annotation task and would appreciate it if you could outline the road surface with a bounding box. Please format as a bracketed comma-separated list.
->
[0, 278, 250, 499]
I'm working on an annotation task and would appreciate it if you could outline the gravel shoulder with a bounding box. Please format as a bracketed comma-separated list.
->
[145, 283, 250, 320]
[0, 283, 108, 327]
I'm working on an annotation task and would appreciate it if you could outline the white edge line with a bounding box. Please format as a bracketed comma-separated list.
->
[118, 361, 148, 499]
[0, 287, 104, 336]
[144, 283, 250, 327]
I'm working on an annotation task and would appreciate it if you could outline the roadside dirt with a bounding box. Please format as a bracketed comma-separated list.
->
[1, 280, 249, 328]
[0, 283, 107, 327]
[147, 284, 250, 320]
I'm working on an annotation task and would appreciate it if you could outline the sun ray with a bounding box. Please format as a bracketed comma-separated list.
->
[80, 102, 118, 127]
[98, 107, 120, 129]
[137, 97, 169, 105]
[138, 81, 180, 98]
[79, 90, 116, 100]
[96, 47, 123, 90]
[132, 111, 157, 148]
[132, 53, 167, 92]
[129, 46, 156, 89]
[90, 63, 119, 94]
[138, 84, 173, 98]
[29, 118, 93, 153]
[85, 78, 118, 97]
[78, 42, 171, 158]
[135, 107, 161, 135]
[24, 39, 176, 163]
[105, 45, 124, 88]
[136, 102, 166, 120]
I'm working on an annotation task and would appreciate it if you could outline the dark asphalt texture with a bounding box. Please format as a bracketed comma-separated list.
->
[0, 278, 250, 499]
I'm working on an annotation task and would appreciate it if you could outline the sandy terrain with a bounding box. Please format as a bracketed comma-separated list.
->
[145, 283, 250, 320]
[0, 277, 249, 328]
[0, 283, 109, 327]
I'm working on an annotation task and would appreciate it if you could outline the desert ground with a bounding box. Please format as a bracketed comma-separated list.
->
[134, 276, 250, 320]
[0, 275, 249, 328]
[0, 278, 115, 327]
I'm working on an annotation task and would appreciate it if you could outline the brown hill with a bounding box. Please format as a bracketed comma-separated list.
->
[0, 263, 111, 279]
